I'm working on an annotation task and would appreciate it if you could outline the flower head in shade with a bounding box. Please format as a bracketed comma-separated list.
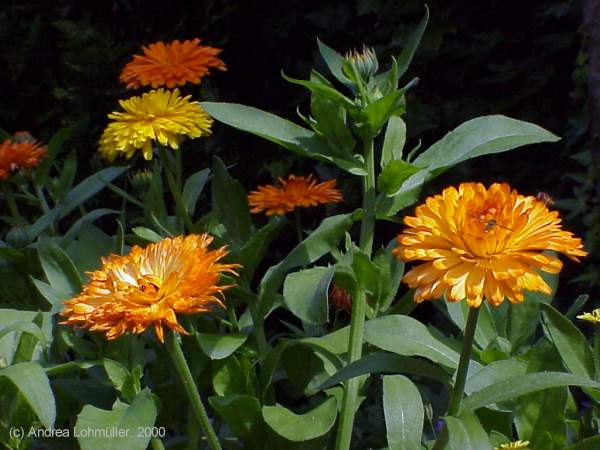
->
[120, 38, 226, 89]
[0, 132, 47, 180]
[494, 441, 530, 450]
[99, 89, 212, 161]
[60, 234, 239, 343]
[577, 309, 600, 325]
[393, 182, 586, 307]
[329, 283, 353, 314]
[248, 174, 342, 216]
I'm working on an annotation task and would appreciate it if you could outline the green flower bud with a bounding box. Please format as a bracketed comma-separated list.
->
[343, 45, 379, 81]
[130, 169, 153, 191]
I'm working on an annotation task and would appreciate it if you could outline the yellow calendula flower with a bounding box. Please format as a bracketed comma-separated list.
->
[577, 309, 600, 325]
[99, 88, 212, 161]
[494, 440, 530, 450]
[60, 234, 239, 343]
[394, 182, 586, 307]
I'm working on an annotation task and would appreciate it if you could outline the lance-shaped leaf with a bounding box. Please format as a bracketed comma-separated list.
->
[202, 102, 366, 175]
[383, 375, 424, 450]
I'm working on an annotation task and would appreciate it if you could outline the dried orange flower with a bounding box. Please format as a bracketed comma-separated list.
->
[120, 38, 226, 89]
[494, 441, 530, 450]
[329, 283, 353, 313]
[577, 309, 600, 325]
[60, 234, 239, 343]
[0, 132, 47, 180]
[248, 174, 342, 216]
[394, 182, 586, 307]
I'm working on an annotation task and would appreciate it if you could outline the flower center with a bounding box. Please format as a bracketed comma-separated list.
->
[137, 274, 163, 293]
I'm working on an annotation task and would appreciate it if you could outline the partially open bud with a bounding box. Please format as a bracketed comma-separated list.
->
[329, 283, 353, 314]
[344, 45, 379, 81]
[129, 169, 153, 191]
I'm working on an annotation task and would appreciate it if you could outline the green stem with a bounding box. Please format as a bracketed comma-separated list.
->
[358, 139, 376, 256]
[150, 437, 165, 450]
[165, 331, 222, 450]
[159, 148, 194, 232]
[432, 306, 480, 450]
[1, 183, 22, 221]
[293, 208, 304, 244]
[334, 288, 367, 450]
[335, 138, 376, 450]
[448, 306, 480, 415]
[251, 304, 270, 361]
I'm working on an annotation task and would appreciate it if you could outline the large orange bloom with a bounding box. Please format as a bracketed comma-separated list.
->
[393, 182, 586, 307]
[120, 38, 226, 89]
[0, 132, 47, 180]
[248, 174, 343, 216]
[60, 234, 239, 343]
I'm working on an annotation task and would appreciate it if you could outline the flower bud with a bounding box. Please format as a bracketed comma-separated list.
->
[343, 45, 379, 80]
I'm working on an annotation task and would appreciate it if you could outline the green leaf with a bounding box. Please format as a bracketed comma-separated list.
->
[364, 315, 463, 368]
[375, 184, 422, 217]
[361, 88, 407, 137]
[465, 359, 528, 395]
[38, 238, 83, 295]
[319, 352, 450, 390]
[389, 116, 559, 201]
[381, 115, 407, 168]
[565, 436, 600, 450]
[1, 362, 56, 429]
[26, 166, 128, 239]
[507, 269, 558, 350]
[383, 375, 424, 450]
[182, 168, 210, 216]
[0, 321, 47, 349]
[34, 125, 76, 187]
[540, 303, 595, 379]
[316, 38, 353, 87]
[0, 310, 53, 364]
[212, 156, 251, 247]
[75, 390, 157, 450]
[282, 71, 356, 110]
[238, 217, 286, 281]
[258, 213, 356, 316]
[446, 302, 498, 351]
[209, 395, 266, 449]
[461, 372, 600, 412]
[212, 355, 254, 396]
[201, 102, 366, 175]
[61, 208, 119, 243]
[376, 5, 429, 86]
[262, 396, 338, 441]
[378, 160, 422, 195]
[414, 115, 559, 171]
[445, 412, 492, 450]
[132, 226, 163, 243]
[310, 92, 356, 156]
[196, 332, 248, 360]
[283, 266, 334, 325]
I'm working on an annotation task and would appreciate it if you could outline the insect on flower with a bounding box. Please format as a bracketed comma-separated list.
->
[536, 191, 555, 206]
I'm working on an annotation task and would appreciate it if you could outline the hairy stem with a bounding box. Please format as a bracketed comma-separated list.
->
[165, 331, 222, 450]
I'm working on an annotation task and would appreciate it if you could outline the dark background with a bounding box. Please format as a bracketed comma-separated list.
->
[1, 0, 597, 300]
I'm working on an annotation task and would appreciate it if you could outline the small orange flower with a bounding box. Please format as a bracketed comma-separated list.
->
[248, 174, 342, 216]
[0, 132, 47, 180]
[329, 283, 352, 313]
[120, 38, 226, 89]
[60, 234, 239, 343]
[394, 182, 586, 307]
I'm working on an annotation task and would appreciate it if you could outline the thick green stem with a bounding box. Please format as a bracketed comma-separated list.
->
[358, 139, 376, 256]
[165, 331, 222, 450]
[1, 183, 22, 221]
[432, 306, 480, 450]
[335, 138, 376, 450]
[334, 288, 367, 450]
[159, 148, 194, 232]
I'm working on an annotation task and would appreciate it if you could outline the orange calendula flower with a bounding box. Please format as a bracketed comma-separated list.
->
[248, 174, 342, 216]
[393, 182, 586, 307]
[120, 38, 226, 89]
[0, 132, 47, 180]
[60, 234, 239, 343]
[99, 88, 212, 161]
